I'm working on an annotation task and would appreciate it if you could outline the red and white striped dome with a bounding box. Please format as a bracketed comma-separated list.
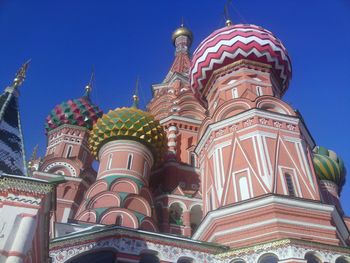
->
[190, 24, 292, 103]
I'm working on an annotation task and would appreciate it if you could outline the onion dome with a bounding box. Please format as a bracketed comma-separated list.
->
[89, 106, 167, 166]
[45, 85, 103, 133]
[313, 146, 346, 191]
[190, 24, 292, 104]
[172, 24, 193, 47]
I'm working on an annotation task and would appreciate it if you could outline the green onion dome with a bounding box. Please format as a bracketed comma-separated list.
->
[89, 107, 167, 166]
[313, 146, 346, 192]
[45, 94, 102, 133]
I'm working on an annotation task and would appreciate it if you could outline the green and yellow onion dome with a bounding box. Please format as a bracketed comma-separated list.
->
[313, 146, 346, 192]
[45, 95, 103, 133]
[89, 107, 167, 166]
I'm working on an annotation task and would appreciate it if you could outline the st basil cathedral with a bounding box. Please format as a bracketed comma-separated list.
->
[0, 16, 349, 263]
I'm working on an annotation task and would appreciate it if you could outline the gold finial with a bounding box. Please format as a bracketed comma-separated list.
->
[12, 60, 31, 89]
[84, 68, 94, 98]
[132, 76, 140, 108]
[224, 0, 233, 27]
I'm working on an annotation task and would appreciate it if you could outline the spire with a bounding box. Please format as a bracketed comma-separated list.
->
[84, 69, 94, 99]
[0, 61, 30, 176]
[224, 0, 233, 26]
[164, 22, 193, 82]
[132, 76, 140, 108]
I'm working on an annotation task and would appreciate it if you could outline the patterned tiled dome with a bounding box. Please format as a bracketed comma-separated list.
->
[89, 107, 167, 165]
[313, 146, 346, 192]
[190, 24, 292, 104]
[45, 96, 103, 133]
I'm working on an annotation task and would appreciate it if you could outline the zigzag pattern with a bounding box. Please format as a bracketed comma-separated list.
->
[190, 24, 292, 103]
[7, 196, 40, 205]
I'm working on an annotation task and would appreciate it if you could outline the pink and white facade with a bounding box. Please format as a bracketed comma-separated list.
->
[2, 19, 350, 263]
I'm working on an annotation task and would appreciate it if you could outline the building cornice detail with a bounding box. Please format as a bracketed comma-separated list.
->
[0, 174, 54, 195]
[192, 194, 349, 243]
[195, 109, 315, 154]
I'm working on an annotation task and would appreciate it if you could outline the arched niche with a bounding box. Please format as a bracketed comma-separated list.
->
[336, 256, 350, 263]
[230, 260, 246, 263]
[304, 252, 322, 263]
[177, 257, 194, 263]
[190, 205, 202, 233]
[68, 250, 116, 263]
[258, 253, 278, 263]
[169, 202, 184, 225]
[139, 253, 160, 263]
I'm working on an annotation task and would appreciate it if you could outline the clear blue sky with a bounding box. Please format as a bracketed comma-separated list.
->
[1, 1, 349, 213]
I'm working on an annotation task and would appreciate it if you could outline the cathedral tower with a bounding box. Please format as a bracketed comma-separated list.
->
[74, 95, 167, 231]
[34, 82, 102, 224]
[189, 22, 349, 248]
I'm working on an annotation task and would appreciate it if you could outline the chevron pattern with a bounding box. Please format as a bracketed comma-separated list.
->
[190, 24, 292, 103]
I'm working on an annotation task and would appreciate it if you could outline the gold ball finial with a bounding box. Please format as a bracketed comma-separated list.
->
[225, 19, 232, 27]
[171, 24, 193, 47]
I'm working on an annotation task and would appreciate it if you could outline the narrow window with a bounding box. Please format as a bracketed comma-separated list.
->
[239, 177, 250, 200]
[256, 86, 263, 96]
[127, 154, 133, 170]
[107, 154, 113, 170]
[190, 153, 196, 167]
[66, 145, 73, 158]
[115, 215, 122, 225]
[232, 88, 238, 98]
[143, 161, 148, 177]
[207, 191, 213, 211]
[285, 173, 296, 197]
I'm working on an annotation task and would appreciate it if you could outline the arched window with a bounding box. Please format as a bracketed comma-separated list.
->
[69, 250, 116, 263]
[336, 256, 350, 263]
[285, 173, 296, 197]
[107, 154, 113, 170]
[115, 215, 122, 225]
[178, 258, 194, 263]
[143, 161, 148, 177]
[190, 153, 196, 167]
[232, 88, 238, 98]
[231, 260, 245, 263]
[169, 203, 183, 225]
[190, 205, 202, 233]
[127, 154, 133, 170]
[139, 254, 160, 263]
[66, 145, 73, 158]
[238, 176, 250, 200]
[305, 252, 322, 263]
[258, 253, 278, 263]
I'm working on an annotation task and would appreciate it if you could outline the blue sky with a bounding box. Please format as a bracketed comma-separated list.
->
[1, 1, 349, 213]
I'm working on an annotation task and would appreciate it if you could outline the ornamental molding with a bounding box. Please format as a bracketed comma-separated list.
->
[0, 175, 53, 195]
[216, 239, 350, 263]
[50, 236, 218, 263]
[6, 193, 42, 206]
[196, 108, 301, 155]
[44, 162, 77, 177]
